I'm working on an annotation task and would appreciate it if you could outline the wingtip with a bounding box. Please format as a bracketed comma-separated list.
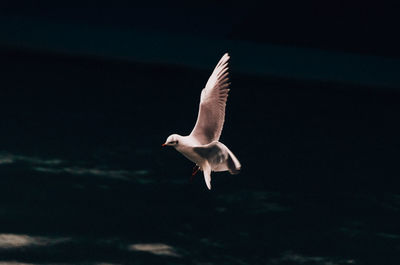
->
[214, 53, 230, 69]
[219, 53, 230, 65]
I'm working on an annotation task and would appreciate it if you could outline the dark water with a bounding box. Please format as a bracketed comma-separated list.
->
[0, 48, 399, 264]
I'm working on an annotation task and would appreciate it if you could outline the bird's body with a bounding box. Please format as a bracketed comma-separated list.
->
[163, 53, 241, 190]
[173, 136, 203, 165]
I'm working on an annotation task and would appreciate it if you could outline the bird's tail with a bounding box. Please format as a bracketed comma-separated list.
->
[202, 161, 212, 190]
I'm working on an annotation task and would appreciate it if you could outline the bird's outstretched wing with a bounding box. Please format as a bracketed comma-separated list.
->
[190, 53, 231, 145]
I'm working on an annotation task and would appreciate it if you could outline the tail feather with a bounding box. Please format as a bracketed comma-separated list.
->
[202, 162, 212, 190]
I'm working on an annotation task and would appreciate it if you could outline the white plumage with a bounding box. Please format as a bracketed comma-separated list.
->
[163, 53, 241, 190]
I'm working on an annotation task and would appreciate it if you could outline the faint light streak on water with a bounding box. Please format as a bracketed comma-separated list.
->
[270, 252, 357, 264]
[95, 263, 122, 265]
[0, 261, 35, 265]
[0, 234, 71, 249]
[0, 153, 63, 166]
[128, 243, 181, 257]
[0, 152, 153, 182]
[34, 166, 151, 181]
[133, 170, 150, 176]
[376, 232, 400, 239]
[0, 261, 121, 265]
[34, 166, 131, 180]
[0, 157, 13, 165]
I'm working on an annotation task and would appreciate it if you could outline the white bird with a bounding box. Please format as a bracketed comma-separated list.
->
[162, 53, 241, 190]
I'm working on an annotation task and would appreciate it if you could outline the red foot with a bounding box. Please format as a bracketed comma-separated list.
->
[190, 165, 200, 181]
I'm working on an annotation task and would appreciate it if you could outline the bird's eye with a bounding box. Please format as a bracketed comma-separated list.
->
[175, 140, 179, 144]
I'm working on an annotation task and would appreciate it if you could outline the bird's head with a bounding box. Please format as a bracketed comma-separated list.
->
[162, 134, 181, 147]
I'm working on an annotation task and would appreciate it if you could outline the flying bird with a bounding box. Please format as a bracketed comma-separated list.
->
[162, 53, 241, 190]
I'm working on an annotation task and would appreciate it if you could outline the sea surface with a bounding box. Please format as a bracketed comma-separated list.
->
[0, 48, 399, 264]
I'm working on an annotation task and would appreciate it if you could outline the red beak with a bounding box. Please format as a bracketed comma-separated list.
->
[162, 143, 167, 147]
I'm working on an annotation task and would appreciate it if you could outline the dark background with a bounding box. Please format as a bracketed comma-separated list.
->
[0, 4, 399, 265]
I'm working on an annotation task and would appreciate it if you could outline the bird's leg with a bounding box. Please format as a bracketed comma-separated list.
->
[192, 165, 200, 176]
[191, 164, 200, 181]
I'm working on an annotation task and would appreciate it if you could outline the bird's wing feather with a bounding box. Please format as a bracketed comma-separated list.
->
[193, 141, 229, 165]
[190, 53, 231, 145]
[193, 141, 241, 174]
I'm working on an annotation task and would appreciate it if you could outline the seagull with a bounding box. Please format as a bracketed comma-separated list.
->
[162, 53, 241, 190]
